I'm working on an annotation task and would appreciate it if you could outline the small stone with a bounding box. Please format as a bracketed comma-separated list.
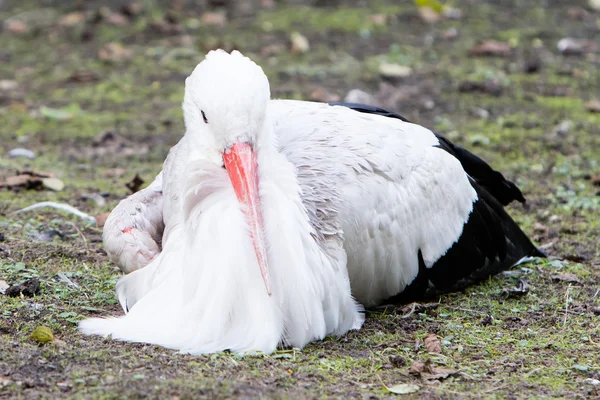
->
[379, 63, 412, 79]
[42, 177, 65, 191]
[290, 32, 310, 54]
[8, 148, 35, 160]
[0, 80, 18, 91]
[106, 12, 129, 26]
[557, 38, 598, 55]
[589, 0, 600, 11]
[310, 87, 340, 103]
[98, 42, 132, 62]
[0, 280, 9, 294]
[344, 89, 377, 105]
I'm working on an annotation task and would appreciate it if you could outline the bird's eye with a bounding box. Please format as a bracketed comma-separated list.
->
[201, 110, 208, 124]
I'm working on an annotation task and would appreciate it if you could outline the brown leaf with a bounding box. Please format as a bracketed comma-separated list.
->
[5, 20, 29, 34]
[95, 212, 111, 228]
[98, 42, 132, 62]
[106, 12, 129, 26]
[418, 7, 441, 24]
[469, 40, 511, 57]
[409, 359, 459, 380]
[369, 14, 388, 25]
[121, 2, 142, 18]
[290, 32, 310, 54]
[309, 87, 340, 103]
[59, 12, 86, 27]
[200, 11, 227, 27]
[584, 100, 600, 113]
[126, 174, 144, 193]
[67, 70, 100, 83]
[0, 170, 56, 191]
[423, 333, 442, 354]
[103, 168, 127, 178]
[551, 274, 581, 284]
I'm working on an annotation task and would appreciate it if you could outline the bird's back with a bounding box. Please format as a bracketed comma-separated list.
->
[269, 100, 541, 307]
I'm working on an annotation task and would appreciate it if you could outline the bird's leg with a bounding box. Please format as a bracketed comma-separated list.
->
[103, 172, 165, 274]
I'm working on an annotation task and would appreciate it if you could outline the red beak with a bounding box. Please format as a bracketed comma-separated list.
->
[223, 142, 271, 296]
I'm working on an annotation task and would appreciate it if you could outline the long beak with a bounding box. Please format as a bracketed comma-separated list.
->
[223, 142, 271, 296]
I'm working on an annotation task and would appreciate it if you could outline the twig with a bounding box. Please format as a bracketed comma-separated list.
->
[12, 202, 96, 224]
[563, 284, 572, 327]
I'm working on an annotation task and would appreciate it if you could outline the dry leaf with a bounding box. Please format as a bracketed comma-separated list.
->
[551, 274, 581, 284]
[106, 12, 129, 26]
[584, 100, 600, 113]
[409, 359, 459, 380]
[418, 7, 441, 23]
[200, 11, 227, 27]
[30, 326, 54, 343]
[98, 42, 132, 62]
[95, 212, 111, 228]
[59, 12, 86, 27]
[67, 70, 100, 83]
[384, 383, 420, 394]
[5, 20, 29, 34]
[42, 177, 64, 191]
[469, 40, 511, 57]
[126, 174, 145, 193]
[310, 87, 340, 103]
[423, 333, 442, 354]
[501, 279, 530, 298]
[290, 32, 310, 54]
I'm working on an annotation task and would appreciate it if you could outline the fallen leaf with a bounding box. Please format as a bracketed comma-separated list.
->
[95, 212, 111, 228]
[409, 359, 459, 380]
[369, 14, 388, 25]
[40, 105, 77, 120]
[418, 7, 441, 23]
[423, 333, 442, 354]
[5, 278, 41, 298]
[106, 12, 129, 26]
[81, 193, 106, 207]
[551, 274, 581, 284]
[30, 326, 54, 343]
[379, 63, 412, 79]
[42, 177, 64, 191]
[67, 70, 100, 83]
[121, 2, 142, 18]
[0, 280, 9, 294]
[98, 42, 132, 62]
[584, 100, 600, 113]
[290, 32, 310, 54]
[310, 87, 340, 103]
[441, 27, 458, 40]
[126, 174, 145, 193]
[59, 12, 86, 27]
[103, 168, 127, 178]
[8, 148, 35, 159]
[557, 38, 599, 55]
[384, 383, 420, 394]
[501, 279, 530, 298]
[5, 20, 29, 34]
[200, 11, 227, 27]
[469, 40, 511, 57]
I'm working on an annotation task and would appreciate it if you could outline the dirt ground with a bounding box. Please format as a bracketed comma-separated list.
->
[1, 0, 599, 398]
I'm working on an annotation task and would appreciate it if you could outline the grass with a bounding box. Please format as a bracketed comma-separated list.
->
[1, 0, 599, 398]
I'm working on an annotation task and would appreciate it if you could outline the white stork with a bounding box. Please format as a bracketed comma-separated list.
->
[79, 50, 542, 354]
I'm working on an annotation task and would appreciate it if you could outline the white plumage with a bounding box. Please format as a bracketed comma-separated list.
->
[81, 49, 540, 354]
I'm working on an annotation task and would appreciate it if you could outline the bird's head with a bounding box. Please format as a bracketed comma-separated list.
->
[182, 49, 272, 295]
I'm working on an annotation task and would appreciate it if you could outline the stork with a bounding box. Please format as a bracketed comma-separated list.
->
[79, 50, 543, 355]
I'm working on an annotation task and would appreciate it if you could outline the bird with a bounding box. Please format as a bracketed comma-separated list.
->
[80, 49, 543, 355]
